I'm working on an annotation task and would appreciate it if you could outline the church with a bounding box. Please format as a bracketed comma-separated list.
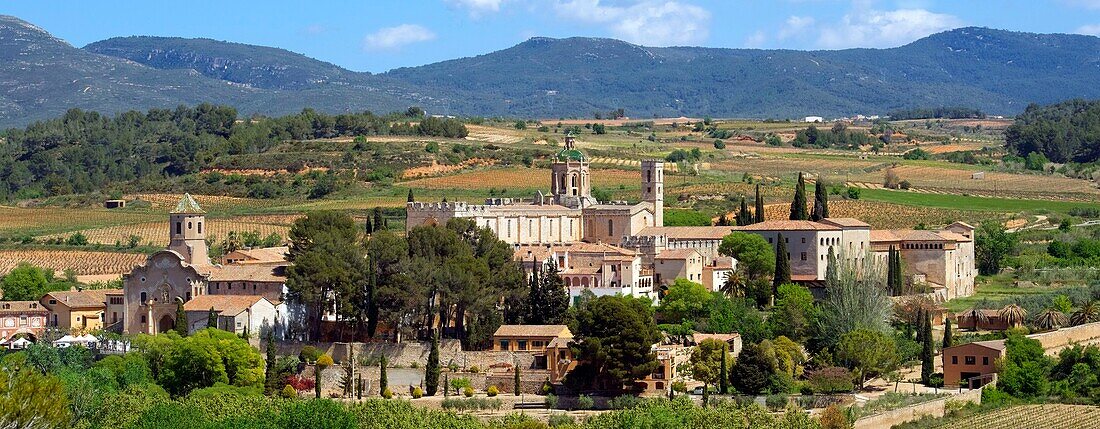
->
[121, 195, 291, 337]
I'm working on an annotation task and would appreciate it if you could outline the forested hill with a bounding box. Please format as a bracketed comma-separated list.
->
[3, 14, 1100, 126]
[1006, 99, 1100, 164]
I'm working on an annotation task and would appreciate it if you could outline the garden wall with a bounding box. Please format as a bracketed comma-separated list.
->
[853, 388, 983, 429]
[1027, 321, 1100, 354]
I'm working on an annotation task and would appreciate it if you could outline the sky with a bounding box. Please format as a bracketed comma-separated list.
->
[5, 0, 1100, 73]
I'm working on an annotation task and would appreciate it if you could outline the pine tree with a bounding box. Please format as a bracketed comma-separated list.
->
[540, 262, 569, 325]
[772, 233, 791, 304]
[379, 355, 388, 396]
[920, 310, 934, 385]
[811, 180, 829, 221]
[943, 318, 954, 348]
[754, 184, 765, 223]
[174, 302, 189, 336]
[264, 330, 278, 395]
[207, 306, 218, 330]
[425, 331, 440, 396]
[789, 172, 808, 220]
[407, 189, 414, 203]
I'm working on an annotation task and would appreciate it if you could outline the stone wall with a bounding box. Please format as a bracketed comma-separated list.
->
[1027, 321, 1100, 354]
[853, 388, 983, 429]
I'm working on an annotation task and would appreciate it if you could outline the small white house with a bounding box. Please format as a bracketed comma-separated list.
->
[183, 295, 277, 337]
[804, 116, 824, 123]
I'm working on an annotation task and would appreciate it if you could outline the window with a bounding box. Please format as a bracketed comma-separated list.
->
[518, 340, 528, 351]
[801, 252, 807, 261]
[608, 219, 613, 235]
[499, 340, 509, 350]
[983, 357, 989, 365]
[952, 356, 958, 364]
[801, 237, 806, 244]
[533, 341, 543, 348]
[198, 222, 203, 234]
[188, 221, 192, 230]
[176, 222, 182, 234]
[19, 315, 26, 326]
[768, 237, 773, 244]
[139, 292, 147, 304]
[965, 356, 976, 365]
[141, 315, 146, 323]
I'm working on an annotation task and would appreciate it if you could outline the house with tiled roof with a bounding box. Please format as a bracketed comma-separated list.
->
[0, 301, 48, 342]
[870, 221, 976, 299]
[182, 295, 276, 336]
[493, 324, 575, 382]
[514, 242, 656, 304]
[41, 288, 121, 333]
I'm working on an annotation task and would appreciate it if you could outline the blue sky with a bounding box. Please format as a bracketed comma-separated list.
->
[5, 0, 1100, 73]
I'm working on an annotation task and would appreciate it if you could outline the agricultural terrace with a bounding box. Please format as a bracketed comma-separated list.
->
[912, 404, 1100, 429]
[0, 249, 145, 275]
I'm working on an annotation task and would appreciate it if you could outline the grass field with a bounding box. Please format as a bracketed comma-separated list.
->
[860, 188, 1100, 214]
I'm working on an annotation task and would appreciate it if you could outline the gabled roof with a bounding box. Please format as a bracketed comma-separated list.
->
[819, 218, 871, 228]
[183, 295, 270, 316]
[171, 193, 206, 214]
[0, 301, 47, 313]
[226, 247, 288, 263]
[947, 339, 1006, 352]
[493, 325, 572, 338]
[656, 248, 702, 260]
[207, 263, 287, 283]
[514, 242, 637, 262]
[736, 220, 841, 231]
[42, 289, 120, 309]
[871, 229, 955, 243]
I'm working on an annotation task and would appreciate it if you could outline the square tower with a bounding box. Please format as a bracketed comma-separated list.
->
[641, 160, 664, 227]
[167, 194, 210, 266]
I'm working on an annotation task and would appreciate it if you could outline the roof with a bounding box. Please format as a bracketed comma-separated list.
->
[790, 274, 819, 281]
[514, 242, 637, 262]
[226, 247, 288, 263]
[207, 263, 286, 283]
[819, 218, 871, 228]
[42, 289, 121, 309]
[546, 337, 572, 348]
[171, 193, 205, 214]
[736, 220, 841, 231]
[871, 229, 953, 243]
[562, 266, 601, 275]
[183, 295, 270, 316]
[556, 148, 587, 162]
[692, 333, 741, 344]
[493, 325, 572, 338]
[637, 226, 736, 240]
[0, 301, 47, 313]
[656, 249, 702, 260]
[947, 339, 1006, 352]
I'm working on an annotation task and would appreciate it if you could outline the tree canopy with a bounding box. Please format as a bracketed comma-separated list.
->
[567, 295, 661, 392]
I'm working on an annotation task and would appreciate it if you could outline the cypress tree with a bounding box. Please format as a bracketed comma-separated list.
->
[719, 348, 728, 394]
[379, 355, 388, 396]
[943, 318, 954, 348]
[443, 372, 450, 398]
[754, 184, 765, 223]
[886, 246, 898, 296]
[789, 172, 808, 220]
[407, 189, 414, 203]
[372, 207, 385, 232]
[265, 330, 278, 395]
[524, 258, 542, 324]
[825, 246, 838, 287]
[737, 197, 751, 226]
[425, 331, 440, 396]
[365, 214, 374, 234]
[915, 308, 926, 344]
[773, 233, 791, 304]
[892, 247, 904, 295]
[514, 363, 521, 395]
[811, 180, 829, 221]
[174, 302, 189, 336]
[207, 306, 218, 330]
[920, 310, 934, 385]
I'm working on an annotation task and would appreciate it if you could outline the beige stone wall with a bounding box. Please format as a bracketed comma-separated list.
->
[1028, 321, 1100, 353]
[122, 251, 206, 334]
[747, 230, 838, 280]
[854, 388, 983, 429]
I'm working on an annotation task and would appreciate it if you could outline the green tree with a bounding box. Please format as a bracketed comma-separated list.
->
[207, 307, 218, 330]
[657, 279, 712, 324]
[942, 318, 953, 348]
[425, 331, 440, 396]
[811, 179, 829, 221]
[378, 355, 388, 397]
[718, 232, 775, 280]
[730, 342, 776, 395]
[772, 233, 791, 302]
[407, 189, 414, 203]
[976, 221, 1017, 276]
[513, 364, 521, 395]
[286, 211, 368, 340]
[817, 252, 892, 348]
[736, 197, 752, 226]
[789, 172, 807, 220]
[690, 338, 729, 405]
[264, 330, 279, 395]
[173, 302, 188, 336]
[836, 329, 898, 389]
[998, 334, 1051, 397]
[0, 355, 71, 428]
[151, 328, 265, 397]
[566, 295, 661, 392]
[920, 310, 934, 385]
[769, 283, 816, 342]
[754, 184, 765, 223]
[1, 263, 66, 301]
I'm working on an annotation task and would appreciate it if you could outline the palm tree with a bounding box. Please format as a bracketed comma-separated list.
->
[1033, 308, 1069, 331]
[999, 304, 1028, 329]
[720, 269, 746, 298]
[963, 307, 989, 331]
[1071, 300, 1100, 326]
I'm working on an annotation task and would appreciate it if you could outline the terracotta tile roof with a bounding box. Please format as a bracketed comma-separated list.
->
[0, 301, 48, 313]
[872, 229, 952, 242]
[208, 263, 286, 283]
[513, 242, 637, 262]
[42, 289, 120, 309]
[183, 294, 269, 316]
[656, 249, 701, 260]
[493, 325, 572, 338]
[171, 193, 205, 214]
[562, 266, 601, 275]
[227, 247, 288, 263]
[692, 333, 741, 344]
[819, 218, 871, 228]
[936, 231, 973, 242]
[546, 337, 572, 348]
[637, 226, 736, 240]
[973, 340, 1007, 351]
[736, 220, 841, 231]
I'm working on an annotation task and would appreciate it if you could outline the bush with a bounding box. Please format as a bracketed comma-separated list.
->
[487, 385, 499, 397]
[469, 365, 480, 373]
[411, 386, 423, 399]
[846, 187, 861, 199]
[463, 386, 474, 397]
[576, 394, 594, 410]
[545, 393, 558, 409]
[713, 140, 726, 149]
[541, 380, 553, 395]
[548, 413, 575, 427]
[765, 394, 789, 411]
[280, 385, 298, 398]
[899, 180, 911, 190]
[285, 375, 315, 392]
[607, 394, 644, 410]
[819, 404, 852, 429]
[808, 367, 854, 394]
[441, 398, 503, 411]
[298, 346, 321, 364]
[382, 387, 393, 399]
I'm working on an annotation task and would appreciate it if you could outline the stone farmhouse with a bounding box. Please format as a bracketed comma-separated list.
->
[407, 138, 976, 302]
[120, 194, 292, 338]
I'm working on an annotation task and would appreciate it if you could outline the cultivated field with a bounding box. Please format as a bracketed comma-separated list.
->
[40, 216, 298, 247]
[0, 249, 145, 275]
[927, 404, 1100, 429]
[398, 167, 644, 191]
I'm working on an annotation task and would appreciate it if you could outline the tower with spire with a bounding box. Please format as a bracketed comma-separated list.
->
[550, 133, 597, 208]
[167, 194, 210, 266]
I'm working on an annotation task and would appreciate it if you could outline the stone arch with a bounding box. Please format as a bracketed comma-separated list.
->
[158, 314, 175, 334]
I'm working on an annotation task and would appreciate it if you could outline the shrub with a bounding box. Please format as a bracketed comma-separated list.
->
[846, 187, 861, 199]
[899, 180, 911, 190]
[487, 385, 499, 397]
[819, 404, 852, 429]
[808, 367, 854, 394]
[285, 375, 315, 392]
[463, 386, 474, 397]
[298, 346, 321, 364]
[607, 394, 644, 409]
[548, 413, 575, 427]
[411, 387, 423, 399]
[280, 385, 298, 398]
[576, 394, 594, 410]
[765, 394, 789, 411]
[713, 140, 726, 149]
[541, 380, 553, 395]
[382, 387, 393, 399]
[469, 365, 480, 373]
[545, 393, 558, 409]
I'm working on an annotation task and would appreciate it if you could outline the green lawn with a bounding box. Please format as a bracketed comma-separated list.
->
[944, 276, 1081, 312]
[860, 188, 1100, 214]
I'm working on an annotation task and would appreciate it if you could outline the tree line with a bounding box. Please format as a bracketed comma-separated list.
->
[1005, 98, 1100, 163]
[887, 106, 986, 120]
[0, 105, 467, 200]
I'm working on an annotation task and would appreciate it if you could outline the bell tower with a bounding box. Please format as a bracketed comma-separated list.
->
[550, 133, 596, 208]
[167, 193, 209, 266]
[641, 160, 664, 227]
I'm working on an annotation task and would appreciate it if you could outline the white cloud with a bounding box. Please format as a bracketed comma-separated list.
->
[363, 24, 437, 50]
[816, 7, 962, 49]
[446, 0, 506, 16]
[1063, 0, 1100, 10]
[1077, 24, 1100, 36]
[553, 0, 711, 46]
[778, 16, 815, 40]
[744, 30, 767, 48]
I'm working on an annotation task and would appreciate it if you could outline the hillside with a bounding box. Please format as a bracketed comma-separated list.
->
[2, 14, 1100, 126]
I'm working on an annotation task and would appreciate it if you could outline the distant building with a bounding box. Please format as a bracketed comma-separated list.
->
[0, 301, 48, 342]
[41, 288, 121, 333]
[943, 340, 1005, 388]
[493, 324, 575, 381]
[804, 116, 824, 123]
[183, 295, 277, 336]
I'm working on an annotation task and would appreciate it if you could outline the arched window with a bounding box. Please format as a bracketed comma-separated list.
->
[608, 219, 613, 235]
[140, 291, 147, 304]
[198, 222, 203, 234]
[175, 222, 182, 234]
[188, 221, 193, 230]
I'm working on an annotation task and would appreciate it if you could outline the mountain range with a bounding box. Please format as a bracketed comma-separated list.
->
[2, 14, 1100, 127]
